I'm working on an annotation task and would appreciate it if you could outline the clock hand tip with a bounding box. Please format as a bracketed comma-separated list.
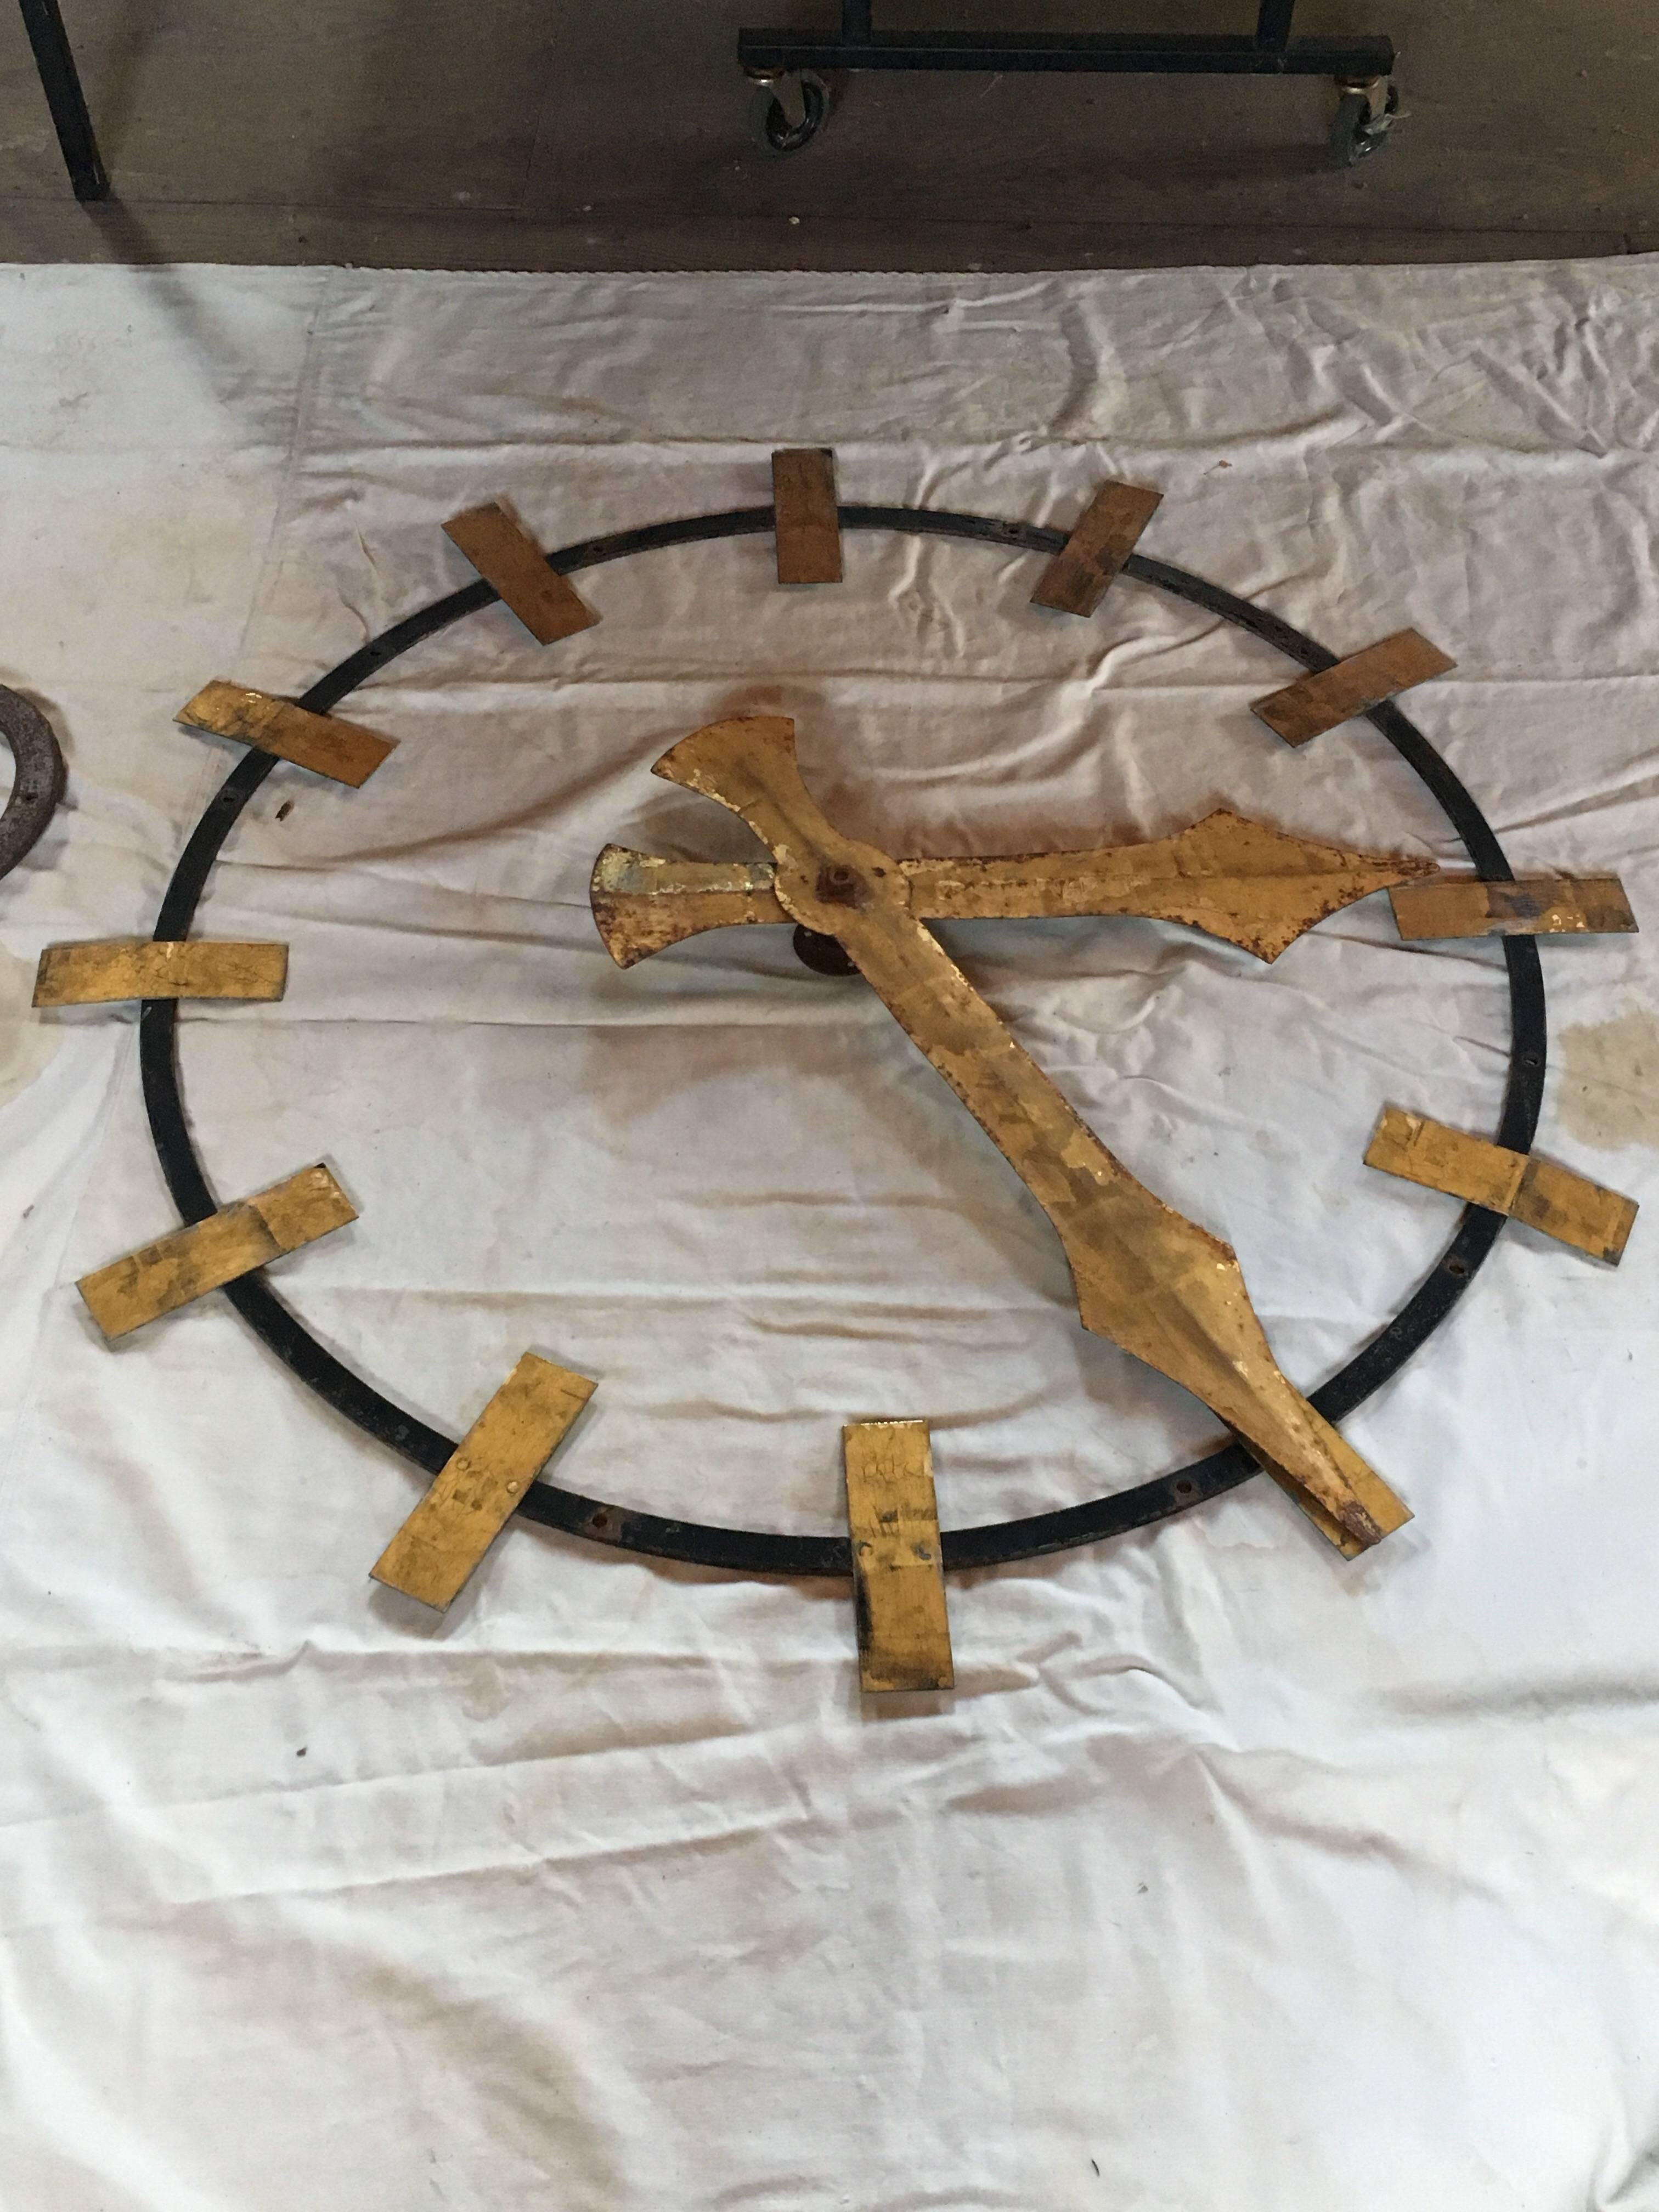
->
[651, 714, 798, 793]
[1336, 1497, 1386, 1549]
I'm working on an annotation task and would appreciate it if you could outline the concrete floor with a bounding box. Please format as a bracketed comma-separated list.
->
[1, 0, 1654, 268]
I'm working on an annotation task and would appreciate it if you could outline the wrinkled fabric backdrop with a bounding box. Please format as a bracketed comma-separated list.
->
[1, 261, 1657, 2210]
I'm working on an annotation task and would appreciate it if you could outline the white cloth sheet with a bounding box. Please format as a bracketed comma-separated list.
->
[2, 260, 1657, 2209]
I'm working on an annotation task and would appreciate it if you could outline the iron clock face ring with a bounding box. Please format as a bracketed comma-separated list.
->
[138, 505, 1547, 1580]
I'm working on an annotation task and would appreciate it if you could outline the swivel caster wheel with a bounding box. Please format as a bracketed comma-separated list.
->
[1330, 78, 1400, 168]
[747, 69, 831, 155]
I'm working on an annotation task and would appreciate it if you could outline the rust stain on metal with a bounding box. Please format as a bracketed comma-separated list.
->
[650, 715, 1409, 1556]
[591, 811, 1434, 969]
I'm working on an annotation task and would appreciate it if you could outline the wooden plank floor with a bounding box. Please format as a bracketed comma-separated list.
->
[1, 0, 1652, 267]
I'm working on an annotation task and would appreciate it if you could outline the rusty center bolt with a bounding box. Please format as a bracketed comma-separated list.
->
[816, 861, 862, 905]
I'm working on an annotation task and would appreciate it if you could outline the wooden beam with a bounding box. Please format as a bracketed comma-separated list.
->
[1250, 629, 1455, 747]
[442, 500, 599, 645]
[370, 1353, 596, 1610]
[77, 1164, 356, 1339]
[653, 717, 1410, 1556]
[771, 448, 843, 585]
[843, 1419, 953, 1694]
[178, 682, 394, 788]
[590, 809, 1435, 969]
[1390, 874, 1637, 941]
[1030, 478, 1163, 618]
[33, 938, 288, 1007]
[1364, 1107, 1638, 1264]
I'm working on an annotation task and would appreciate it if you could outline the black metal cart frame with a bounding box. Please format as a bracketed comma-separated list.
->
[742, 0, 1391, 80]
[15, 0, 108, 200]
[740, 1, 1399, 164]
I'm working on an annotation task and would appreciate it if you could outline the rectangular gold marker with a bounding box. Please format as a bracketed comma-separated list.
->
[1030, 478, 1163, 618]
[1390, 875, 1636, 941]
[371, 1353, 596, 1610]
[34, 939, 288, 1007]
[78, 1164, 356, 1339]
[1251, 629, 1454, 747]
[844, 1419, 953, 1693]
[178, 682, 394, 788]
[443, 501, 598, 644]
[1365, 1107, 1637, 1265]
[772, 448, 843, 586]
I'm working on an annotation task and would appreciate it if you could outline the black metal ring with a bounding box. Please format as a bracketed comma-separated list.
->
[138, 505, 1547, 1579]
[0, 685, 67, 883]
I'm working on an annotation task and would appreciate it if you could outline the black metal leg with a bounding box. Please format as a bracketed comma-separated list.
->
[1255, 0, 1296, 50]
[841, 0, 872, 38]
[16, 0, 109, 201]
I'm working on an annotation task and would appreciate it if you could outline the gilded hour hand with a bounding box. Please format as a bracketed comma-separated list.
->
[650, 716, 1410, 1557]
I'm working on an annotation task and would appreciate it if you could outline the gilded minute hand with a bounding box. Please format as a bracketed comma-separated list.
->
[651, 717, 1410, 1556]
[589, 811, 1434, 969]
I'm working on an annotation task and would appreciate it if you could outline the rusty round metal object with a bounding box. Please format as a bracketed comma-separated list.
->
[0, 686, 66, 883]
